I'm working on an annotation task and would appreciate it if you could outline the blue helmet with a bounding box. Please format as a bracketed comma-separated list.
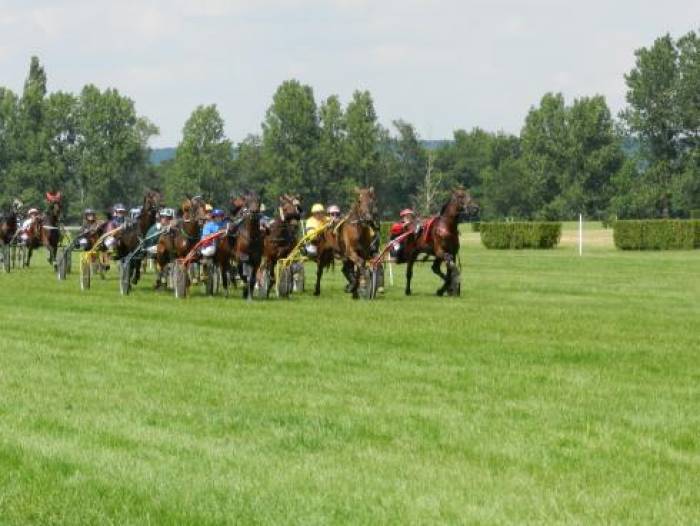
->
[212, 208, 224, 217]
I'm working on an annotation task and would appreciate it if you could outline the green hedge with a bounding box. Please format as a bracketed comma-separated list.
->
[471, 221, 481, 232]
[480, 222, 562, 249]
[690, 209, 700, 219]
[613, 220, 700, 250]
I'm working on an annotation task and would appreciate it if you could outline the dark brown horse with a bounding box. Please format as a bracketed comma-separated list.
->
[154, 196, 206, 289]
[334, 187, 379, 299]
[41, 199, 63, 266]
[232, 192, 263, 300]
[211, 194, 247, 296]
[259, 194, 303, 297]
[0, 209, 18, 246]
[403, 188, 477, 296]
[112, 190, 162, 286]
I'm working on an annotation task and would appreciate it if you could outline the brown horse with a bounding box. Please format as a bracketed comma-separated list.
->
[232, 192, 263, 300]
[24, 199, 62, 268]
[334, 187, 379, 299]
[112, 190, 162, 285]
[0, 209, 18, 245]
[154, 196, 206, 289]
[210, 194, 248, 296]
[403, 188, 477, 296]
[259, 194, 303, 297]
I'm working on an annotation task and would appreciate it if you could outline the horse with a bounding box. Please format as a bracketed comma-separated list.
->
[333, 187, 379, 299]
[259, 194, 303, 297]
[209, 193, 248, 297]
[0, 209, 18, 246]
[232, 191, 263, 300]
[111, 190, 162, 286]
[23, 198, 63, 268]
[403, 187, 477, 297]
[154, 195, 207, 289]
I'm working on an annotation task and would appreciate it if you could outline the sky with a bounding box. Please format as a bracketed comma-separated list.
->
[1, 0, 698, 147]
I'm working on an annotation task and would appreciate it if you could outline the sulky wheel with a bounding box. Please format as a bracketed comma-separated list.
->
[292, 262, 305, 293]
[204, 260, 219, 296]
[56, 248, 67, 280]
[80, 256, 91, 290]
[256, 268, 271, 299]
[2, 244, 10, 273]
[119, 259, 132, 295]
[449, 265, 461, 297]
[173, 262, 188, 298]
[277, 265, 293, 298]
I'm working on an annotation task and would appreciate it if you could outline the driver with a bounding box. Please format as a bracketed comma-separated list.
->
[200, 208, 225, 258]
[304, 203, 327, 257]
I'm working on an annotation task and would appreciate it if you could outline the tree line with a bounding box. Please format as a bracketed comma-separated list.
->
[1, 30, 698, 221]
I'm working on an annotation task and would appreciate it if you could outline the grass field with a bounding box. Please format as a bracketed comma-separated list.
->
[1, 223, 699, 524]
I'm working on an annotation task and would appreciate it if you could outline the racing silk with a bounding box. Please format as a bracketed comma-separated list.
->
[305, 216, 326, 233]
[201, 220, 224, 245]
[144, 223, 162, 248]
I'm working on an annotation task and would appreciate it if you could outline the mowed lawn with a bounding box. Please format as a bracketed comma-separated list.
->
[1, 224, 699, 524]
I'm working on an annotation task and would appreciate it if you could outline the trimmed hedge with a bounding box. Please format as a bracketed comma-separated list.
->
[613, 220, 700, 250]
[480, 222, 562, 249]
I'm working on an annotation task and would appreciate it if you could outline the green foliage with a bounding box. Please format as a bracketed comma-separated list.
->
[620, 30, 700, 218]
[480, 222, 562, 249]
[164, 104, 232, 206]
[345, 90, 381, 189]
[471, 221, 480, 232]
[262, 80, 320, 199]
[690, 209, 700, 219]
[613, 220, 700, 250]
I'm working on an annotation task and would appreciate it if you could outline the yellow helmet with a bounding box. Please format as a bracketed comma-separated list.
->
[205, 203, 213, 212]
[311, 203, 324, 214]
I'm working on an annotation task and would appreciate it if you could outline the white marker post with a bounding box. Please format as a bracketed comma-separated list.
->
[578, 213, 583, 256]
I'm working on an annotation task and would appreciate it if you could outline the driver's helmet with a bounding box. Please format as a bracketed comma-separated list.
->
[327, 205, 341, 216]
[399, 208, 415, 218]
[212, 209, 224, 218]
[84, 208, 96, 219]
[160, 208, 175, 219]
[28, 208, 39, 216]
[311, 203, 324, 214]
[113, 203, 127, 214]
[129, 207, 142, 220]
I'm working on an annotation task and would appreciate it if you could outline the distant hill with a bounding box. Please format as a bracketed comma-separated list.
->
[149, 147, 176, 165]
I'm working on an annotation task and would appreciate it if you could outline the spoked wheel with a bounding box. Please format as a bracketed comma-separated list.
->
[449, 265, 461, 297]
[119, 259, 132, 296]
[173, 262, 188, 298]
[2, 244, 10, 273]
[367, 264, 383, 300]
[358, 267, 374, 300]
[292, 262, 305, 293]
[80, 256, 91, 290]
[56, 247, 68, 280]
[204, 260, 220, 296]
[17, 245, 27, 268]
[256, 268, 271, 299]
[277, 265, 293, 298]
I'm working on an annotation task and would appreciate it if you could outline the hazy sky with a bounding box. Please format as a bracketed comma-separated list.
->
[1, 0, 698, 147]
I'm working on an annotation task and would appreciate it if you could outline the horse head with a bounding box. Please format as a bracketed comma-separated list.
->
[142, 189, 162, 217]
[353, 187, 378, 224]
[230, 193, 247, 217]
[244, 192, 260, 215]
[279, 194, 302, 222]
[45, 200, 62, 225]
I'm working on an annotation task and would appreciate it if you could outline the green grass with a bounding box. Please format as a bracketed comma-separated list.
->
[1, 225, 699, 524]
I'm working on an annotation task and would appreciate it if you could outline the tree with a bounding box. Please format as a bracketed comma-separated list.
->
[165, 104, 232, 205]
[620, 30, 700, 217]
[317, 95, 350, 205]
[233, 134, 266, 196]
[76, 85, 157, 212]
[345, 90, 381, 189]
[261, 80, 319, 199]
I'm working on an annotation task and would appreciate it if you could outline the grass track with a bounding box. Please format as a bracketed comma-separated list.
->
[1, 224, 699, 524]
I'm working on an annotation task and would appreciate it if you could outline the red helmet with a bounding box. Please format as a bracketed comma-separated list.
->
[399, 208, 415, 217]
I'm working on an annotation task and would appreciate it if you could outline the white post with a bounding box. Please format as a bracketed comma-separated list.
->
[578, 213, 583, 256]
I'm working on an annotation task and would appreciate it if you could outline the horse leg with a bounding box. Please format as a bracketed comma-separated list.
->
[314, 259, 324, 296]
[405, 254, 417, 296]
[431, 257, 448, 296]
[341, 260, 355, 293]
[238, 262, 248, 299]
